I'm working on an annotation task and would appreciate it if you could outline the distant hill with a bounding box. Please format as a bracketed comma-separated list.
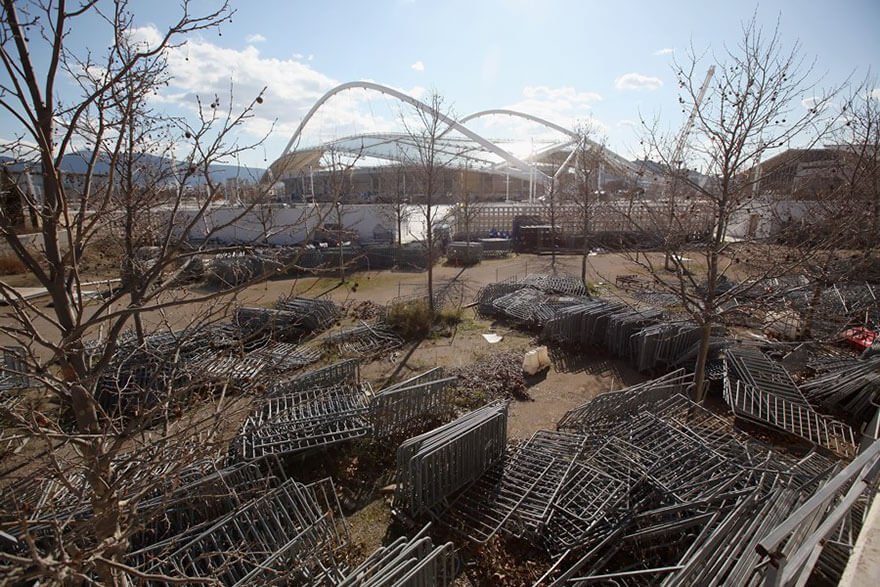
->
[1, 152, 265, 185]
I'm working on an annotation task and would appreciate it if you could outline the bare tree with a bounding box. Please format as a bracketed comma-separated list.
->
[565, 124, 605, 285]
[0, 1, 332, 583]
[400, 91, 456, 316]
[622, 16, 840, 401]
[320, 147, 363, 281]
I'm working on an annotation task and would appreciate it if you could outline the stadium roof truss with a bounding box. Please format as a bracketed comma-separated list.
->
[275, 81, 638, 182]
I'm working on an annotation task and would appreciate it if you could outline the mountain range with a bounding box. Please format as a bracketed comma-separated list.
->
[0, 152, 266, 185]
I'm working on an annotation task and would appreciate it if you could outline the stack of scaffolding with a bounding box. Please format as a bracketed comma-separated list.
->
[371, 368, 458, 438]
[334, 524, 456, 587]
[723, 347, 856, 457]
[394, 402, 508, 517]
[800, 355, 880, 423]
[233, 360, 372, 461]
[475, 274, 588, 326]
[446, 241, 483, 265]
[323, 322, 403, 357]
[407, 372, 870, 586]
[208, 252, 283, 286]
[274, 296, 341, 333]
[134, 477, 349, 585]
[235, 307, 311, 343]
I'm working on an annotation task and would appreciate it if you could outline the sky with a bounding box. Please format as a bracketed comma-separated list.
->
[3, 0, 879, 168]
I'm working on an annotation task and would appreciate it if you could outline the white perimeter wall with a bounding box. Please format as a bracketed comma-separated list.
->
[170, 203, 454, 246]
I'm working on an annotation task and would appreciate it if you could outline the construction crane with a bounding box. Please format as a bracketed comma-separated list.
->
[665, 65, 716, 271]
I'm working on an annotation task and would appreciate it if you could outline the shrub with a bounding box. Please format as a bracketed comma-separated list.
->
[386, 299, 433, 340]
[0, 254, 26, 275]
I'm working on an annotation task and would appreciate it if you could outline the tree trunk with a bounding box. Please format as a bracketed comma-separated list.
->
[692, 321, 713, 403]
[801, 280, 825, 340]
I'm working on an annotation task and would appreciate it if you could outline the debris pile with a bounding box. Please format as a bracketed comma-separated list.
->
[275, 295, 342, 332]
[133, 477, 349, 585]
[475, 273, 588, 327]
[450, 351, 529, 403]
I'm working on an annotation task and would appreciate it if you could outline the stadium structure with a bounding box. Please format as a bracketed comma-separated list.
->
[266, 81, 643, 206]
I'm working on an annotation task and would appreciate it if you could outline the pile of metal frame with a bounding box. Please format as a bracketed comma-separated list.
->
[246, 340, 323, 372]
[208, 252, 283, 286]
[446, 241, 483, 265]
[274, 296, 341, 333]
[604, 307, 665, 357]
[371, 368, 458, 438]
[723, 348, 856, 458]
[518, 274, 588, 296]
[394, 402, 508, 517]
[542, 299, 628, 346]
[134, 477, 349, 585]
[475, 274, 588, 326]
[323, 321, 404, 357]
[333, 524, 456, 587]
[0, 346, 29, 391]
[419, 374, 860, 585]
[542, 299, 705, 372]
[557, 369, 694, 433]
[629, 322, 703, 372]
[235, 307, 311, 343]
[800, 355, 880, 423]
[233, 360, 372, 461]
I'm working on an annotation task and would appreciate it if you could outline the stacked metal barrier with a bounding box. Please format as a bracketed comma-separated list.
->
[474, 274, 587, 326]
[274, 296, 341, 333]
[415, 377, 854, 585]
[233, 360, 372, 460]
[324, 322, 404, 357]
[136, 478, 348, 585]
[557, 369, 694, 433]
[208, 252, 283, 286]
[604, 307, 665, 356]
[235, 307, 309, 342]
[334, 524, 456, 587]
[267, 359, 359, 397]
[629, 322, 702, 371]
[246, 340, 323, 372]
[723, 348, 856, 458]
[394, 402, 508, 517]
[371, 368, 458, 438]
[800, 355, 880, 422]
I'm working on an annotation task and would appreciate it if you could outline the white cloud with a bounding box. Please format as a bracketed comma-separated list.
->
[132, 27, 395, 150]
[801, 96, 832, 112]
[127, 26, 163, 51]
[654, 48, 674, 56]
[871, 88, 880, 100]
[410, 60, 425, 72]
[617, 119, 637, 128]
[245, 33, 266, 43]
[614, 73, 663, 91]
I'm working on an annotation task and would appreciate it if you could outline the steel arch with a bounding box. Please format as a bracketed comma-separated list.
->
[280, 81, 548, 180]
